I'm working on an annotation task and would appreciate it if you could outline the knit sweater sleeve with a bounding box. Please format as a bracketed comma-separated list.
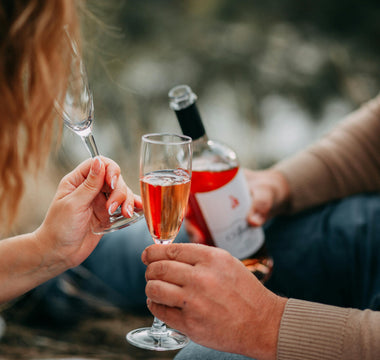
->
[277, 298, 380, 360]
[273, 94, 380, 213]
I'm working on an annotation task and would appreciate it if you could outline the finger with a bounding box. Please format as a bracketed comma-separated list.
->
[145, 260, 193, 286]
[119, 183, 135, 218]
[247, 186, 273, 226]
[142, 243, 210, 266]
[57, 158, 92, 197]
[133, 194, 143, 210]
[106, 176, 128, 216]
[103, 157, 121, 190]
[71, 157, 106, 207]
[147, 299, 184, 332]
[146, 280, 185, 308]
[92, 192, 110, 224]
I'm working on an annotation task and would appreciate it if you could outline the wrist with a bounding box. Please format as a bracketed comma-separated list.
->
[33, 225, 71, 275]
[269, 169, 291, 215]
[0, 230, 69, 303]
[253, 295, 287, 360]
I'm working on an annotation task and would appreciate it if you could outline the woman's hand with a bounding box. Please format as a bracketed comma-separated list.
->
[34, 156, 142, 269]
[142, 243, 287, 360]
[244, 168, 290, 227]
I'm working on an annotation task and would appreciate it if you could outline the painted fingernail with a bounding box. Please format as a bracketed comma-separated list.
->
[111, 175, 118, 190]
[92, 156, 102, 175]
[108, 202, 119, 215]
[126, 205, 133, 218]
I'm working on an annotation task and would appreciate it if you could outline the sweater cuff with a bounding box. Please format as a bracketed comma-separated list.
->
[277, 298, 350, 360]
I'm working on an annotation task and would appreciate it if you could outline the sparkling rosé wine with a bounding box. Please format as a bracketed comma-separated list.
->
[140, 169, 191, 244]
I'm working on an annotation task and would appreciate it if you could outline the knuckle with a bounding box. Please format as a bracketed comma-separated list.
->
[216, 247, 231, 259]
[147, 262, 167, 279]
[166, 244, 182, 260]
[205, 246, 227, 263]
[146, 280, 163, 301]
[111, 188, 125, 198]
[83, 179, 98, 192]
[189, 268, 203, 285]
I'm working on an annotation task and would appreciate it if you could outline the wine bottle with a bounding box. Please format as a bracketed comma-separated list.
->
[168, 84, 273, 282]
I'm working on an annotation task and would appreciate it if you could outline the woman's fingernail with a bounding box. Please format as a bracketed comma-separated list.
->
[92, 156, 102, 175]
[249, 213, 264, 225]
[126, 205, 133, 217]
[111, 175, 118, 190]
[108, 202, 119, 215]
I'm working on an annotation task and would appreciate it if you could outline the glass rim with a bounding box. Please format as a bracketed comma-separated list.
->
[142, 133, 192, 145]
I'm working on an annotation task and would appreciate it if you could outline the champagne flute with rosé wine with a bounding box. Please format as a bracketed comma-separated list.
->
[126, 133, 192, 351]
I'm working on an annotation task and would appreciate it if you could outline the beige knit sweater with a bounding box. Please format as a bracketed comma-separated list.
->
[272, 94, 380, 359]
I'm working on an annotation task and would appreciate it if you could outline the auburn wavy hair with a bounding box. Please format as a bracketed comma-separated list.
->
[0, 0, 82, 231]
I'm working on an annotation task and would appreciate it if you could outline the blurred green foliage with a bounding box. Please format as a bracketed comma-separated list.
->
[65, 0, 380, 169]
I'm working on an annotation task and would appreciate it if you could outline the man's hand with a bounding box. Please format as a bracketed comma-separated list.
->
[142, 243, 287, 360]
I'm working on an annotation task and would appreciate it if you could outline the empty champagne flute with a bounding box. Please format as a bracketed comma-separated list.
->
[126, 133, 192, 351]
[56, 35, 143, 234]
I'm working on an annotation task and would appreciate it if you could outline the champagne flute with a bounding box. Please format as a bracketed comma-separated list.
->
[56, 35, 143, 234]
[126, 133, 192, 351]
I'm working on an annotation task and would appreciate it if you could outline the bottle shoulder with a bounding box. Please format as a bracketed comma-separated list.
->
[192, 137, 239, 171]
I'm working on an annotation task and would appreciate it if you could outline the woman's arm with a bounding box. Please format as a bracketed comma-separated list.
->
[0, 232, 69, 303]
[0, 156, 141, 304]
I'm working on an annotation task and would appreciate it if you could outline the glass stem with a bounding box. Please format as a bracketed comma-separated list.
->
[81, 133, 100, 158]
[149, 241, 170, 337]
[81, 132, 117, 206]
[150, 317, 167, 337]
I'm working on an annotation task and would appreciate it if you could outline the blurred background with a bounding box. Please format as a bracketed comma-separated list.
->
[15, 0, 380, 234]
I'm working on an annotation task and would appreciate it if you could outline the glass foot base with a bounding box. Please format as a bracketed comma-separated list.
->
[92, 209, 144, 235]
[126, 327, 189, 351]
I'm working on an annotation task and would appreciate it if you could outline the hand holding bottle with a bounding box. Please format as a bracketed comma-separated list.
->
[169, 84, 273, 281]
[244, 168, 291, 227]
